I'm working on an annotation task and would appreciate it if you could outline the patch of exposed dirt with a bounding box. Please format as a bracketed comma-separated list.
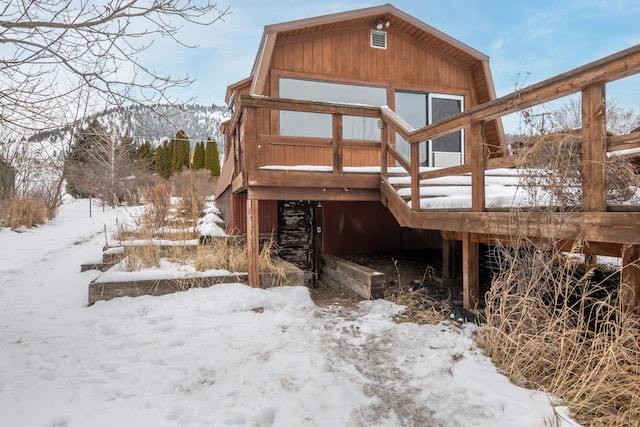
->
[312, 249, 481, 324]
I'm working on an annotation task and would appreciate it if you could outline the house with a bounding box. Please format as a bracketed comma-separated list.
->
[215, 3, 640, 312]
[215, 3, 505, 282]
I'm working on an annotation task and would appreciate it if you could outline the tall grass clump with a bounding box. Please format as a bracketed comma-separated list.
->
[0, 196, 50, 229]
[478, 240, 640, 426]
[479, 126, 640, 425]
[195, 237, 247, 272]
[195, 235, 286, 279]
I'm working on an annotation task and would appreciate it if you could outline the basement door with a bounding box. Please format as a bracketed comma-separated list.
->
[277, 201, 315, 283]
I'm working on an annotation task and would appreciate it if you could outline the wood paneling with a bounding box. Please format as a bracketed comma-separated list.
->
[272, 27, 472, 94]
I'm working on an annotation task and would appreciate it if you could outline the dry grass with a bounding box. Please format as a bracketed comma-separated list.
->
[145, 180, 172, 230]
[517, 131, 640, 206]
[387, 264, 448, 325]
[195, 235, 286, 279]
[195, 237, 247, 272]
[0, 195, 50, 229]
[477, 241, 640, 426]
[391, 291, 448, 325]
[481, 130, 640, 425]
[173, 170, 212, 226]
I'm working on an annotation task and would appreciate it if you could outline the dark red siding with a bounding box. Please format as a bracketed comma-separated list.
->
[321, 201, 441, 256]
[215, 191, 278, 235]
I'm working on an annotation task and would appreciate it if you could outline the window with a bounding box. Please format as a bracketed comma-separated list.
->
[279, 78, 387, 140]
[395, 91, 464, 167]
[428, 94, 464, 167]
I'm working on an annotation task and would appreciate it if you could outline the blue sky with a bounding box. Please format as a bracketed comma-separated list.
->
[160, 0, 640, 126]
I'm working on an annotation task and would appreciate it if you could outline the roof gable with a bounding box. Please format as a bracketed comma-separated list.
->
[246, 4, 489, 97]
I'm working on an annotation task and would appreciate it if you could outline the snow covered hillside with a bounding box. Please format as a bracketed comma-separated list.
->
[0, 197, 580, 427]
[18, 104, 231, 161]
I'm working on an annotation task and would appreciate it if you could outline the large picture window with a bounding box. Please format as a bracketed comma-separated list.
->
[279, 78, 387, 140]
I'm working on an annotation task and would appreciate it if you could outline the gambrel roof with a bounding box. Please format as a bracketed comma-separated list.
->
[227, 3, 498, 108]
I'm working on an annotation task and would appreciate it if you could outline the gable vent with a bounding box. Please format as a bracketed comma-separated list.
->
[370, 30, 387, 49]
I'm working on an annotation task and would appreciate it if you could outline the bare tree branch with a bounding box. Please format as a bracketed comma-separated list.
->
[0, 0, 230, 135]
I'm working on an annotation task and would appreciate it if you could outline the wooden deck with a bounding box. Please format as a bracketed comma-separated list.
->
[224, 44, 640, 312]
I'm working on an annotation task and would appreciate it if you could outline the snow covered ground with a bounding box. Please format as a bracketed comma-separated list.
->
[0, 197, 581, 426]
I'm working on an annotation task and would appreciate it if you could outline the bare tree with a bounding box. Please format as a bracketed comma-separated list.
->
[547, 97, 640, 134]
[0, 0, 230, 136]
[64, 119, 157, 206]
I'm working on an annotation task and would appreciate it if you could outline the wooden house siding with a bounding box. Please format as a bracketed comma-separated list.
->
[270, 27, 472, 93]
[216, 189, 278, 235]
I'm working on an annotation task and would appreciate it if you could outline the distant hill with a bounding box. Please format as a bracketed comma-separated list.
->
[23, 103, 231, 160]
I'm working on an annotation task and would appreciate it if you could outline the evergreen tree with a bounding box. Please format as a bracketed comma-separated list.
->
[170, 129, 190, 174]
[192, 141, 205, 170]
[155, 140, 172, 179]
[204, 137, 221, 177]
[63, 119, 106, 198]
[136, 140, 155, 172]
[211, 140, 220, 177]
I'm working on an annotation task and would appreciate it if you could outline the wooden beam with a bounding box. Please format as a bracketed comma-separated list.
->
[247, 186, 380, 202]
[417, 155, 518, 181]
[607, 132, 640, 152]
[239, 95, 381, 117]
[380, 106, 414, 141]
[408, 211, 640, 246]
[380, 179, 412, 227]
[462, 232, 480, 309]
[248, 170, 380, 189]
[442, 230, 627, 257]
[621, 245, 640, 314]
[246, 198, 260, 288]
[582, 83, 607, 212]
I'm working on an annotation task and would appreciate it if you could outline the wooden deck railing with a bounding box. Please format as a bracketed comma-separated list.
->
[227, 43, 640, 213]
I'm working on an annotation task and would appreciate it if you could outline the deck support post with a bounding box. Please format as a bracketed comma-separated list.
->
[442, 238, 457, 283]
[247, 197, 260, 288]
[621, 245, 640, 314]
[462, 232, 480, 309]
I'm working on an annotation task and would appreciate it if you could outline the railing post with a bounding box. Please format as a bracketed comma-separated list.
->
[470, 121, 486, 211]
[621, 245, 640, 314]
[244, 106, 259, 173]
[410, 142, 420, 211]
[581, 82, 607, 212]
[380, 119, 388, 179]
[332, 113, 343, 174]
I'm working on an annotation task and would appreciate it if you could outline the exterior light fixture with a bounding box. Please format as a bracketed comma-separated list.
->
[376, 19, 390, 30]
